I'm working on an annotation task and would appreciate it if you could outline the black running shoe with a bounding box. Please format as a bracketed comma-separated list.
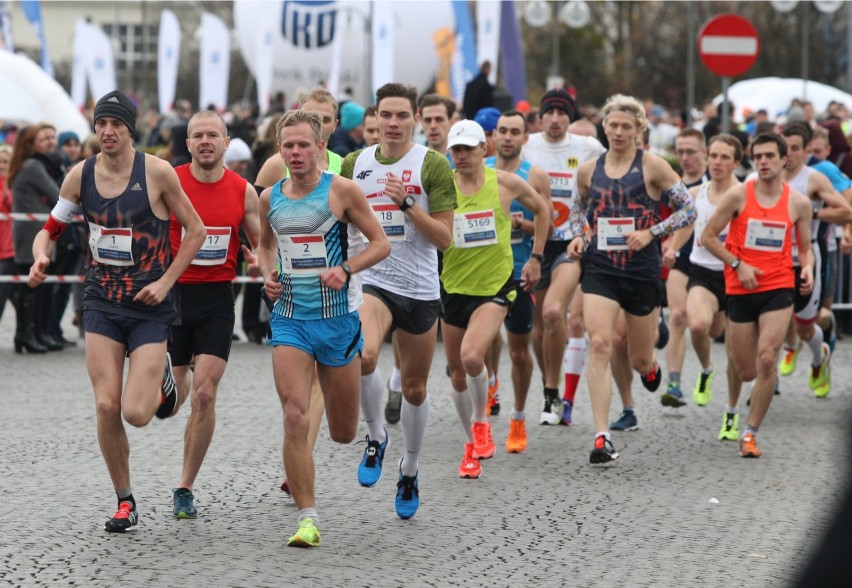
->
[640, 362, 662, 392]
[656, 314, 669, 350]
[590, 435, 619, 465]
[104, 501, 138, 533]
[156, 352, 178, 419]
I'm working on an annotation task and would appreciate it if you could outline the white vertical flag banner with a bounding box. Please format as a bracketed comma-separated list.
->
[371, 0, 395, 93]
[327, 17, 344, 97]
[255, 21, 275, 114]
[199, 12, 230, 111]
[0, 0, 14, 52]
[476, 0, 500, 84]
[70, 19, 87, 108]
[83, 21, 117, 104]
[158, 9, 180, 114]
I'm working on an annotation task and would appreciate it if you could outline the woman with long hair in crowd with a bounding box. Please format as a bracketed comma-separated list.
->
[7, 125, 63, 352]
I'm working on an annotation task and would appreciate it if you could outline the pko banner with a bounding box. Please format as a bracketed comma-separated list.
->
[234, 0, 455, 104]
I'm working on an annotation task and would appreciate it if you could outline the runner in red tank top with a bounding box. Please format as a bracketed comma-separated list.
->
[701, 133, 814, 459]
[169, 110, 260, 519]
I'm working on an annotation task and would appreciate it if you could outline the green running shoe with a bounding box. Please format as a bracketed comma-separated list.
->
[287, 517, 321, 548]
[692, 368, 714, 407]
[779, 342, 802, 376]
[718, 412, 739, 441]
[808, 343, 831, 392]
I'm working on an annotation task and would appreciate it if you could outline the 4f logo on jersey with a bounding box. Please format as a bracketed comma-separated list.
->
[356, 169, 372, 180]
[566, 157, 579, 169]
[402, 170, 412, 182]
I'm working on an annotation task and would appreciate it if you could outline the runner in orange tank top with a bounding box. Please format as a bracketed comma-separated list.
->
[700, 133, 814, 459]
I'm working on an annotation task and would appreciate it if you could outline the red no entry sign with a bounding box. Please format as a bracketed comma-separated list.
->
[698, 14, 760, 77]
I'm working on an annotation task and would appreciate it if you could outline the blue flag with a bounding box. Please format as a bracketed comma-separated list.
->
[450, 0, 477, 103]
[500, 1, 527, 104]
[21, 0, 53, 77]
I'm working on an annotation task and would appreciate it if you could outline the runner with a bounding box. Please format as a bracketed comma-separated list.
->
[667, 134, 743, 421]
[776, 122, 852, 398]
[253, 89, 344, 494]
[256, 88, 343, 186]
[443, 119, 549, 475]
[418, 93, 456, 157]
[660, 128, 710, 408]
[363, 106, 381, 148]
[343, 83, 456, 519]
[168, 110, 261, 519]
[28, 90, 206, 532]
[522, 89, 604, 426]
[485, 110, 552, 452]
[701, 132, 814, 458]
[566, 94, 696, 464]
[256, 110, 390, 546]
[807, 126, 852, 354]
[378, 94, 456, 426]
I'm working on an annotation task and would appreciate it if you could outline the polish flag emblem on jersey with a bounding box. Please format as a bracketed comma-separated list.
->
[402, 170, 412, 182]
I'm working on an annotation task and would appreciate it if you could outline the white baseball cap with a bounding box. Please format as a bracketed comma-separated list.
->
[447, 119, 486, 149]
[225, 138, 252, 163]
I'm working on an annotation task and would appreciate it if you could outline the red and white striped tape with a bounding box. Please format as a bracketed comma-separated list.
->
[0, 212, 86, 222]
[0, 275, 265, 284]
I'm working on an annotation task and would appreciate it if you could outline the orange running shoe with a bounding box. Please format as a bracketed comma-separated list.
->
[739, 432, 762, 458]
[506, 418, 527, 453]
[458, 443, 481, 478]
[486, 377, 501, 416]
[471, 421, 496, 459]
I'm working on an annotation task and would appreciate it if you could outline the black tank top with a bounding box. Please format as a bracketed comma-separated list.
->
[81, 151, 175, 322]
[584, 149, 662, 279]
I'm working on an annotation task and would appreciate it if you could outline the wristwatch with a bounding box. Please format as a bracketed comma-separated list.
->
[399, 195, 416, 212]
[530, 253, 544, 263]
[730, 258, 741, 270]
[341, 262, 352, 283]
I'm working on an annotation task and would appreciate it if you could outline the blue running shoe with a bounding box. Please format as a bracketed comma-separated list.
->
[610, 408, 638, 431]
[394, 460, 419, 520]
[661, 382, 686, 408]
[660, 382, 686, 408]
[357, 430, 389, 487]
[560, 399, 573, 426]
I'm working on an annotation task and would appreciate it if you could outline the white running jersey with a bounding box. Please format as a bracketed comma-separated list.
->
[522, 132, 605, 240]
[690, 182, 728, 272]
[787, 166, 823, 240]
[351, 144, 440, 300]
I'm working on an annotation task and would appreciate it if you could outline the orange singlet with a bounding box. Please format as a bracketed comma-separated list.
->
[724, 179, 795, 295]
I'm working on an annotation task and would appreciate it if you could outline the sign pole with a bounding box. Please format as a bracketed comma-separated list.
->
[721, 76, 730, 134]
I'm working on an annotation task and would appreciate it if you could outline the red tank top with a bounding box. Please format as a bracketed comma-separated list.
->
[724, 179, 795, 295]
[172, 165, 247, 284]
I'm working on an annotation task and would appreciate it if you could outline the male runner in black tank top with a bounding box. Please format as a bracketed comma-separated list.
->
[566, 94, 696, 465]
[29, 90, 206, 533]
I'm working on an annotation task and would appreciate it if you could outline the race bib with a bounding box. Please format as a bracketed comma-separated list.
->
[191, 226, 231, 266]
[371, 203, 405, 242]
[453, 210, 498, 249]
[277, 233, 329, 275]
[510, 211, 525, 244]
[88, 222, 133, 266]
[597, 217, 635, 251]
[745, 219, 786, 252]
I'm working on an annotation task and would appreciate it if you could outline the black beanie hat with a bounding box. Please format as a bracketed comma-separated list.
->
[93, 90, 137, 137]
[540, 89, 577, 122]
